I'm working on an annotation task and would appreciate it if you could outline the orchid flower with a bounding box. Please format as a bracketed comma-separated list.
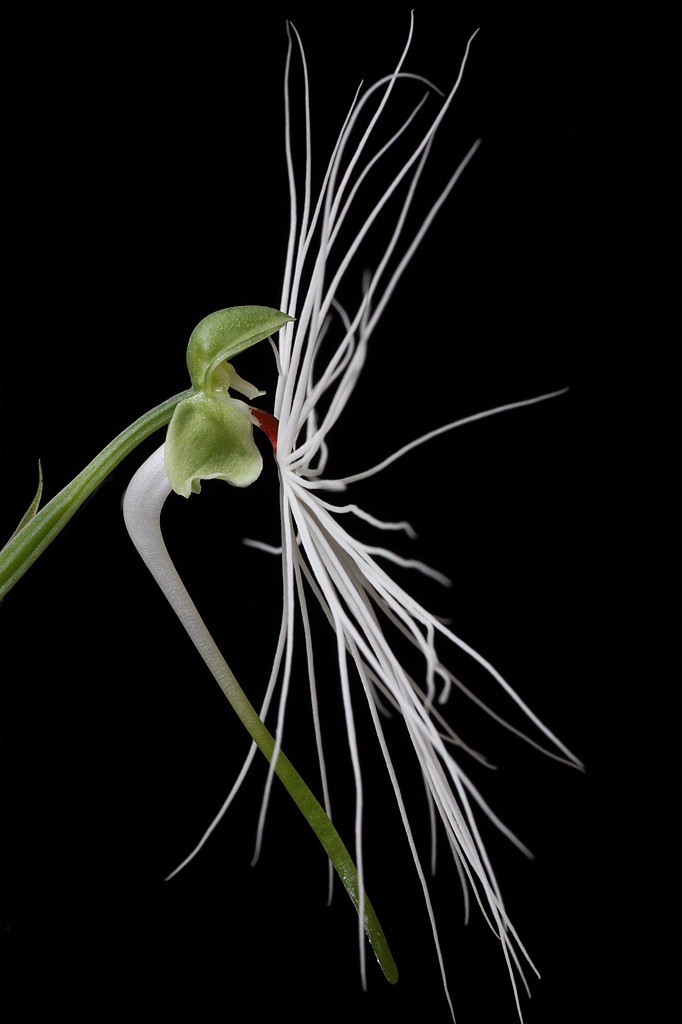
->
[0, 16, 580, 1022]
[123, 18, 580, 1023]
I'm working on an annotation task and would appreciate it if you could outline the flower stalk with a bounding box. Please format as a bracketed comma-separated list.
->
[0, 388, 195, 601]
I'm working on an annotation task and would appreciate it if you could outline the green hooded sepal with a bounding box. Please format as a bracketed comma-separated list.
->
[165, 391, 263, 497]
[186, 306, 293, 393]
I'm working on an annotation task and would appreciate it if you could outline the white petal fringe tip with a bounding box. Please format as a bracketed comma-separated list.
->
[269, 19, 580, 1021]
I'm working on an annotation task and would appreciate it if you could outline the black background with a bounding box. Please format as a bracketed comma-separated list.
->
[0, 2, 680, 1023]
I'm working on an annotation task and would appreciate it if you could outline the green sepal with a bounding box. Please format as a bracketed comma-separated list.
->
[165, 392, 262, 498]
[186, 306, 293, 393]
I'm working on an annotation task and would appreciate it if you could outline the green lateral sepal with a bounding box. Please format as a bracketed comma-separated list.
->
[165, 391, 263, 497]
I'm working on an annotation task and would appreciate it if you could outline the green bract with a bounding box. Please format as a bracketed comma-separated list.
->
[165, 306, 293, 498]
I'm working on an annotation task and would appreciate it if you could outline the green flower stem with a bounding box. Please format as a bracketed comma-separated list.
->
[0, 388, 196, 601]
[123, 444, 398, 984]
[230, 674, 399, 984]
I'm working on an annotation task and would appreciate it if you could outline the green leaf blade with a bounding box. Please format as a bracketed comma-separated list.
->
[8, 460, 44, 541]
